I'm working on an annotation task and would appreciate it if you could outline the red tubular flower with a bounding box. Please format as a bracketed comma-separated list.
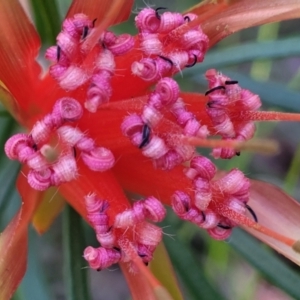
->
[1, 0, 300, 299]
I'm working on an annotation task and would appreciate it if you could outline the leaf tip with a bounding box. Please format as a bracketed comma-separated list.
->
[292, 240, 300, 253]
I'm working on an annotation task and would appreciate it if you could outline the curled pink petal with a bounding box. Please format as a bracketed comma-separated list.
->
[31, 120, 52, 145]
[194, 190, 212, 211]
[26, 152, 49, 171]
[51, 154, 78, 184]
[57, 65, 90, 91]
[207, 226, 232, 240]
[200, 209, 219, 229]
[181, 29, 208, 50]
[53, 97, 83, 122]
[135, 222, 162, 247]
[17, 146, 36, 164]
[216, 168, 247, 195]
[96, 231, 115, 248]
[141, 105, 162, 127]
[153, 150, 182, 170]
[57, 125, 84, 146]
[5, 133, 31, 160]
[140, 33, 162, 55]
[142, 135, 169, 159]
[83, 247, 121, 270]
[135, 8, 160, 33]
[114, 209, 136, 228]
[27, 169, 52, 191]
[45, 46, 59, 62]
[95, 51, 115, 73]
[108, 34, 134, 56]
[121, 114, 143, 137]
[81, 147, 115, 172]
[76, 137, 95, 152]
[131, 59, 159, 82]
[171, 190, 191, 216]
[158, 12, 184, 33]
[85, 194, 107, 214]
[155, 77, 179, 106]
[190, 155, 217, 180]
[144, 196, 166, 222]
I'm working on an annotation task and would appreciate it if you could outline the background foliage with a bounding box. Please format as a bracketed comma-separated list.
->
[2, 0, 299, 299]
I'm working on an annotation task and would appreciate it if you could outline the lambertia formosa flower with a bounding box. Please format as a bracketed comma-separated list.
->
[1, 0, 300, 299]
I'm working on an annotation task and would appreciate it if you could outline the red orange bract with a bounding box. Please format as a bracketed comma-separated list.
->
[1, 1, 300, 299]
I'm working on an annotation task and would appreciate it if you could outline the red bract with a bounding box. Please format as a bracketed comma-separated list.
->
[1, 0, 300, 299]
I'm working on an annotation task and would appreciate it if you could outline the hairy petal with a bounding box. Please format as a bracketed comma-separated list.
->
[246, 180, 300, 265]
[0, 167, 42, 299]
[0, 0, 41, 111]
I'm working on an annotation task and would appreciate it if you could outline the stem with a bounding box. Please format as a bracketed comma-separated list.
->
[181, 136, 279, 155]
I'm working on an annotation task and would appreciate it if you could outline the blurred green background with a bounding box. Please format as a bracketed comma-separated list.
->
[1, 0, 300, 299]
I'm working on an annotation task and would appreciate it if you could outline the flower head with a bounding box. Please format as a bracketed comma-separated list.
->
[1, 0, 300, 299]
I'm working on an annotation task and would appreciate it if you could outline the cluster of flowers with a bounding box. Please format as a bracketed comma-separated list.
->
[84, 193, 166, 270]
[4, 7, 268, 271]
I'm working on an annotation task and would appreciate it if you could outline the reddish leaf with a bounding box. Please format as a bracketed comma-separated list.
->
[67, 0, 133, 25]
[121, 262, 158, 300]
[0, 85, 22, 124]
[0, 0, 41, 115]
[200, 0, 300, 46]
[245, 180, 300, 265]
[0, 167, 42, 299]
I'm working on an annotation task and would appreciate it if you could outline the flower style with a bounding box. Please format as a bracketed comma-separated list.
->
[1, 0, 300, 299]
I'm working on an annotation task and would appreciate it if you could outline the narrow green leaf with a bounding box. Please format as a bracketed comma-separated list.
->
[284, 143, 300, 194]
[0, 160, 20, 213]
[163, 236, 227, 300]
[17, 228, 53, 300]
[29, 0, 61, 44]
[229, 228, 300, 300]
[63, 205, 91, 300]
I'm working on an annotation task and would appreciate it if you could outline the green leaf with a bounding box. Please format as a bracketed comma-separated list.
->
[29, 0, 61, 44]
[163, 236, 227, 300]
[229, 228, 300, 300]
[63, 205, 91, 300]
[17, 228, 53, 300]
